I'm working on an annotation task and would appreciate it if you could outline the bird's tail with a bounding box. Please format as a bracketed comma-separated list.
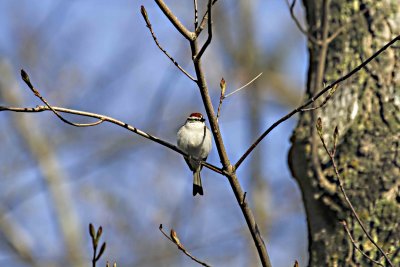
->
[193, 170, 204, 196]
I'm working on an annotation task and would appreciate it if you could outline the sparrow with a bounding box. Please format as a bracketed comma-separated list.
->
[177, 112, 212, 196]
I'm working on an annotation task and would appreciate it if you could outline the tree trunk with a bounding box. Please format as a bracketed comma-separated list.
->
[289, 0, 400, 266]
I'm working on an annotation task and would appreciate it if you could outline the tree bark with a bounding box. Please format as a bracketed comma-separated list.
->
[289, 0, 400, 266]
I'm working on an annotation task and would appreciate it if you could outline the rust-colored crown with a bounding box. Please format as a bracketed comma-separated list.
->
[189, 112, 203, 118]
[188, 112, 205, 122]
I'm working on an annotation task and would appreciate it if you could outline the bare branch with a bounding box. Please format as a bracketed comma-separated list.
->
[224, 72, 263, 98]
[20, 69, 104, 127]
[325, 7, 370, 44]
[0, 105, 224, 175]
[216, 73, 263, 121]
[340, 221, 385, 266]
[194, 0, 212, 62]
[88, 224, 106, 267]
[140, 6, 196, 82]
[195, 0, 219, 37]
[287, 0, 370, 45]
[154, 0, 195, 41]
[216, 77, 226, 120]
[286, 0, 321, 45]
[300, 84, 338, 111]
[188, 5, 273, 266]
[194, 0, 198, 29]
[317, 120, 394, 267]
[159, 224, 212, 267]
[234, 34, 400, 170]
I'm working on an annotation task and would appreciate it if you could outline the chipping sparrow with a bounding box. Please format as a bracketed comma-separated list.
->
[177, 112, 212, 196]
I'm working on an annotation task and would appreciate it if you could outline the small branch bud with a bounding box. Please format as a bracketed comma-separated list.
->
[140, 6, 151, 27]
[89, 223, 96, 239]
[170, 229, 182, 248]
[328, 84, 338, 96]
[96, 226, 103, 240]
[220, 77, 226, 97]
[20, 69, 33, 88]
[332, 125, 339, 155]
[316, 117, 323, 137]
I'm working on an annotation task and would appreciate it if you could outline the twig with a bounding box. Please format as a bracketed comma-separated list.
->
[234, 34, 400, 170]
[287, 0, 370, 45]
[89, 224, 106, 267]
[0, 105, 224, 175]
[195, 0, 219, 37]
[287, 0, 320, 44]
[324, 6, 370, 44]
[216, 77, 226, 120]
[194, 0, 198, 29]
[241, 192, 247, 205]
[20, 69, 104, 127]
[159, 224, 212, 267]
[194, 0, 212, 62]
[316, 120, 394, 267]
[216, 94, 223, 120]
[224, 72, 263, 98]
[154, 0, 195, 41]
[300, 84, 338, 111]
[330, 154, 393, 267]
[340, 221, 385, 266]
[216, 73, 263, 120]
[140, 6, 196, 82]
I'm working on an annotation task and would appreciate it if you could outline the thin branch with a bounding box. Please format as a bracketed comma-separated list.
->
[325, 7, 370, 44]
[159, 224, 212, 267]
[216, 73, 263, 120]
[20, 69, 104, 127]
[216, 93, 223, 120]
[194, 0, 212, 62]
[287, 0, 370, 45]
[317, 122, 394, 267]
[234, 34, 400, 170]
[216, 77, 226, 120]
[330, 155, 394, 267]
[194, 0, 198, 29]
[224, 72, 263, 98]
[195, 0, 219, 37]
[287, 0, 321, 44]
[241, 192, 247, 205]
[154, 0, 195, 41]
[300, 84, 338, 111]
[89, 224, 106, 267]
[0, 105, 224, 175]
[140, 6, 196, 82]
[340, 221, 385, 266]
